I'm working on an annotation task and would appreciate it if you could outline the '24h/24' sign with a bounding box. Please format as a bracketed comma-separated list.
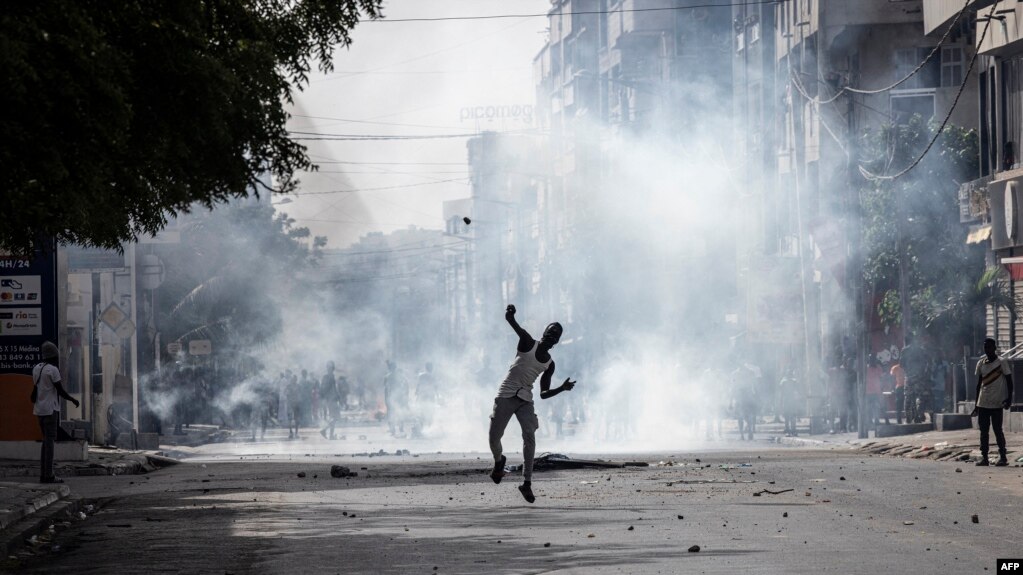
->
[0, 247, 59, 441]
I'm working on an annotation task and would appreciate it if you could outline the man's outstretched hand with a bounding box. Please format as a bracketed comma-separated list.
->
[506, 305, 516, 320]
[562, 378, 576, 391]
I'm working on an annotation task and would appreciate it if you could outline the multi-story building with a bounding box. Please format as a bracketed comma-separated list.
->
[741, 0, 979, 395]
[952, 1, 1023, 352]
[531, 0, 735, 366]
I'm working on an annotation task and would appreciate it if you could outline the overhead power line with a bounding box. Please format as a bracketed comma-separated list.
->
[309, 161, 468, 166]
[365, 0, 779, 23]
[297, 178, 469, 195]
[289, 129, 545, 141]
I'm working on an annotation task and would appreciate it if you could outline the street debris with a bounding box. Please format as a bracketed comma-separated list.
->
[971, 514, 979, 524]
[514, 453, 648, 471]
[783, 512, 788, 518]
[628, 526, 634, 531]
[587, 533, 595, 538]
[297, 472, 306, 478]
[354, 449, 406, 457]
[903, 521, 914, 526]
[544, 542, 551, 547]
[688, 545, 700, 553]
[753, 489, 794, 496]
[330, 465, 358, 478]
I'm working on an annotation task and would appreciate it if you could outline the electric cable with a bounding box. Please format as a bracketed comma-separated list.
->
[805, 0, 972, 105]
[365, 0, 780, 23]
[297, 177, 469, 196]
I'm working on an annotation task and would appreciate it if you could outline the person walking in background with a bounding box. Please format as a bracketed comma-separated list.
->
[384, 360, 409, 436]
[489, 305, 576, 504]
[731, 364, 759, 440]
[319, 361, 341, 440]
[285, 372, 302, 439]
[412, 362, 438, 438]
[32, 341, 79, 483]
[900, 335, 931, 424]
[779, 368, 802, 437]
[890, 362, 906, 424]
[972, 338, 1013, 467]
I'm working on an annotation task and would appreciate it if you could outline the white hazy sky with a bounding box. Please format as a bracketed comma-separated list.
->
[280, 0, 550, 248]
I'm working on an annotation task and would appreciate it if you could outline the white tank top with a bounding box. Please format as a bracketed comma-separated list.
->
[496, 341, 551, 402]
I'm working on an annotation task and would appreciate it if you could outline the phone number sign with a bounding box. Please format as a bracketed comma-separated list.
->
[0, 250, 57, 375]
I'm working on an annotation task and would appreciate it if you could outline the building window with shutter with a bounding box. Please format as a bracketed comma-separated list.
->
[941, 46, 964, 88]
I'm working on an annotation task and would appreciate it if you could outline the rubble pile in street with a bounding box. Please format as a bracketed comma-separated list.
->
[856, 441, 1020, 466]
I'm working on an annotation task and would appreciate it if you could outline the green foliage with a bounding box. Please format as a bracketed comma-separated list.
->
[0, 0, 381, 255]
[859, 116, 985, 348]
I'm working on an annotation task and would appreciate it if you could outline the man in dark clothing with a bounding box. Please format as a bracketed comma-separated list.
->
[972, 338, 1014, 466]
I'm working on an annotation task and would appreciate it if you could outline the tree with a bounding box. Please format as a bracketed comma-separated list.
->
[859, 117, 993, 356]
[0, 0, 382, 255]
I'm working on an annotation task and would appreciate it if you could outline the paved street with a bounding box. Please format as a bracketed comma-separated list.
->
[8, 429, 1023, 574]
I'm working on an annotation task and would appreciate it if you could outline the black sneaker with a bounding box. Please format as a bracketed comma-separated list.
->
[995, 458, 1009, 467]
[518, 482, 535, 503]
[490, 455, 506, 484]
[976, 458, 990, 466]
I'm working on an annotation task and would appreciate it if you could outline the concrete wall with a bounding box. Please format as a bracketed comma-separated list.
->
[977, 1, 1023, 55]
[0, 440, 88, 462]
[925, 0, 979, 37]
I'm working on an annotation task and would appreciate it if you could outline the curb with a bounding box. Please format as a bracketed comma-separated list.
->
[0, 496, 85, 560]
[0, 483, 70, 532]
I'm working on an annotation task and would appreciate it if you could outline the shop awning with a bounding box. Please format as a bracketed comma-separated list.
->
[967, 224, 991, 244]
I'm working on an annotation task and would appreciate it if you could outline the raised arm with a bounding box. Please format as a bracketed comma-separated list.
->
[539, 361, 576, 400]
[505, 305, 533, 352]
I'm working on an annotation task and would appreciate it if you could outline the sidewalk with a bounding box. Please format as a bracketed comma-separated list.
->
[771, 425, 1023, 465]
[0, 447, 179, 562]
[0, 481, 84, 560]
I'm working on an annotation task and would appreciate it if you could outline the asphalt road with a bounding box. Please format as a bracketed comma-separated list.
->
[8, 438, 1023, 574]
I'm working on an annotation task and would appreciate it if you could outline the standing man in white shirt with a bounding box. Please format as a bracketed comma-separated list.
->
[32, 341, 79, 483]
[972, 338, 1014, 467]
[488, 305, 576, 503]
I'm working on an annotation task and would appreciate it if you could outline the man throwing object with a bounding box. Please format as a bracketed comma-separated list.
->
[489, 305, 576, 503]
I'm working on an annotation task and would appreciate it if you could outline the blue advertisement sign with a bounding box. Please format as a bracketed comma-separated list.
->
[0, 248, 59, 374]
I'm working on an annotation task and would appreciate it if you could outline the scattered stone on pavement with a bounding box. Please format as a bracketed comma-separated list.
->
[330, 465, 357, 478]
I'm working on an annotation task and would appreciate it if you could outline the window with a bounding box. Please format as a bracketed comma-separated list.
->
[748, 21, 761, 45]
[894, 48, 940, 90]
[891, 93, 935, 126]
[941, 46, 964, 88]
